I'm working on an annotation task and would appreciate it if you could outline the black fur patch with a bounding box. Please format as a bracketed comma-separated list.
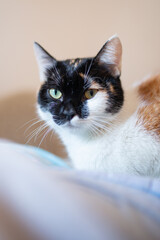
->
[38, 57, 124, 125]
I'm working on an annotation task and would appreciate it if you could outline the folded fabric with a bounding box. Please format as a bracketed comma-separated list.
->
[0, 140, 159, 240]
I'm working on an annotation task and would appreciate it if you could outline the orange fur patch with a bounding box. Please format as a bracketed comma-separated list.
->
[109, 84, 116, 94]
[70, 59, 82, 68]
[69, 59, 81, 68]
[137, 75, 160, 136]
[138, 75, 160, 102]
[91, 81, 105, 91]
[90, 82, 101, 89]
[79, 72, 85, 78]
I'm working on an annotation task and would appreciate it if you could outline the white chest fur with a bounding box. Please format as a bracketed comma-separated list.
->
[38, 87, 160, 177]
[59, 113, 160, 177]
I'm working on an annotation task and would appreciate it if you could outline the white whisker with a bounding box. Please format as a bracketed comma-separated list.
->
[38, 127, 52, 148]
[90, 119, 112, 134]
[18, 117, 40, 131]
[25, 122, 49, 144]
[24, 119, 46, 135]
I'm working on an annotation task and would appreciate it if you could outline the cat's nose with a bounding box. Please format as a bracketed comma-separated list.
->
[63, 105, 76, 121]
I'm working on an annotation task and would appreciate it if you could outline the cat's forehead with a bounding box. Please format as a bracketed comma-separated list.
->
[61, 57, 92, 74]
[52, 58, 93, 86]
[67, 58, 83, 69]
[45, 58, 108, 93]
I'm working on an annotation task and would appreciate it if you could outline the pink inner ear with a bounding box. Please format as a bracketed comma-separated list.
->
[98, 36, 122, 77]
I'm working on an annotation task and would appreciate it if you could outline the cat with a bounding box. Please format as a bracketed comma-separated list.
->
[34, 35, 160, 177]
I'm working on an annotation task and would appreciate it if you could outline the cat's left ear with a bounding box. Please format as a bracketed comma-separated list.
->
[95, 35, 122, 77]
[34, 42, 56, 82]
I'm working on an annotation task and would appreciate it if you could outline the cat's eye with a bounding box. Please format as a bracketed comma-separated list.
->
[85, 89, 98, 99]
[49, 89, 62, 99]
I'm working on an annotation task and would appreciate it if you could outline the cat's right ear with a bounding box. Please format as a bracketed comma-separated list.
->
[95, 35, 122, 78]
[34, 42, 56, 82]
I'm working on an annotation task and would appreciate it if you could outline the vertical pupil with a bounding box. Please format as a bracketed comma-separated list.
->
[90, 90, 93, 96]
[55, 90, 58, 95]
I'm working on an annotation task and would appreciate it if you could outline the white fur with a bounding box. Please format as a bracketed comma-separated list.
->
[37, 87, 160, 177]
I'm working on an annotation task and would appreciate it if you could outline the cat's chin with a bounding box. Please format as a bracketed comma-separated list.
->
[57, 116, 89, 134]
[62, 122, 79, 129]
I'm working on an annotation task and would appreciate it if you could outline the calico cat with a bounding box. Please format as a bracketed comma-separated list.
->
[34, 36, 160, 176]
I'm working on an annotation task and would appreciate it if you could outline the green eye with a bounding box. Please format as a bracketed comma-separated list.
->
[85, 89, 98, 99]
[49, 89, 62, 99]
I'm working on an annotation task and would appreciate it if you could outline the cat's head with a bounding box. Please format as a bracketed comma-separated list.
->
[34, 36, 124, 136]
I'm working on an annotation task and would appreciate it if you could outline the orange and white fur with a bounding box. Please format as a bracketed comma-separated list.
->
[63, 75, 160, 176]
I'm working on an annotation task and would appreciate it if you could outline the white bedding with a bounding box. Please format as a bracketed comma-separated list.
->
[0, 140, 160, 240]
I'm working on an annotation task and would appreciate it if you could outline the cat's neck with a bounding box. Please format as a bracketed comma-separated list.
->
[114, 86, 139, 124]
[57, 87, 141, 171]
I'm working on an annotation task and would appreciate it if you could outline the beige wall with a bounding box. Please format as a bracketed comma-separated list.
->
[0, 0, 160, 156]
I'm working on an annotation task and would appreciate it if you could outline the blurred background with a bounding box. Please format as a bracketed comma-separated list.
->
[0, 0, 160, 157]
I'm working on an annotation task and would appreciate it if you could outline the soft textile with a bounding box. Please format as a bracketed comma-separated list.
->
[0, 141, 160, 240]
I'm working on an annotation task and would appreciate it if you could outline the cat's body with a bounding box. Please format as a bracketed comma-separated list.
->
[47, 76, 160, 176]
[34, 36, 160, 176]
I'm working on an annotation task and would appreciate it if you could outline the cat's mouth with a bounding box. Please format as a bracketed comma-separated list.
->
[60, 115, 82, 129]
[52, 115, 84, 129]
